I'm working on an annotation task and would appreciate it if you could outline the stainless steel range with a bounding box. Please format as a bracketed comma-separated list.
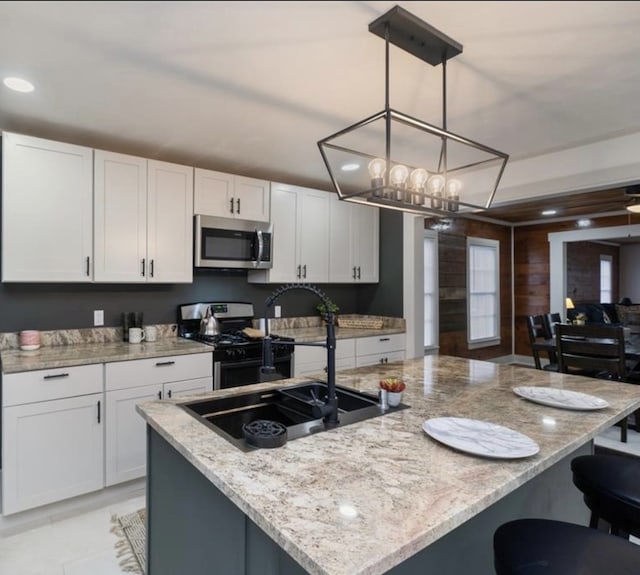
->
[177, 302, 294, 390]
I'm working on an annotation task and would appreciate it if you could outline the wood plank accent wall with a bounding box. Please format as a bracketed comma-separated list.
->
[432, 218, 512, 360]
[513, 214, 628, 356]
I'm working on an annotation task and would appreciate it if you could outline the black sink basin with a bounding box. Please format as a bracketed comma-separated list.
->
[178, 382, 407, 451]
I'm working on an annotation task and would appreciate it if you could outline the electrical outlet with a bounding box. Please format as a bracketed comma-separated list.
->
[274, 305, 282, 318]
[94, 310, 104, 326]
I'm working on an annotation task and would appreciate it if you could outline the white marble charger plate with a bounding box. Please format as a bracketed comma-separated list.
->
[513, 386, 609, 411]
[422, 417, 539, 459]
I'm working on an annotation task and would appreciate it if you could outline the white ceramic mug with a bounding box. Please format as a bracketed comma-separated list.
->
[129, 327, 146, 344]
[145, 326, 158, 342]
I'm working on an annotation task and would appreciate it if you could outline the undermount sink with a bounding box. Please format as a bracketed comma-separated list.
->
[178, 381, 408, 451]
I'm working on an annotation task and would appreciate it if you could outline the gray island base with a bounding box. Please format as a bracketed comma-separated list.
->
[139, 355, 640, 575]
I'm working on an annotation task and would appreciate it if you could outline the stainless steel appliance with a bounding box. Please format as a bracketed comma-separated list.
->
[194, 215, 273, 269]
[177, 301, 293, 389]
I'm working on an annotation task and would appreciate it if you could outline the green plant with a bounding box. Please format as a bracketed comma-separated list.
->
[316, 300, 339, 316]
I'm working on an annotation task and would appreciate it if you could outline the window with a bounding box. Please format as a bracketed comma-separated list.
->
[423, 232, 438, 350]
[600, 255, 612, 303]
[467, 237, 500, 348]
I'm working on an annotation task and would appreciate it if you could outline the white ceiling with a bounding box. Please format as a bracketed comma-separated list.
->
[3, 1, 640, 198]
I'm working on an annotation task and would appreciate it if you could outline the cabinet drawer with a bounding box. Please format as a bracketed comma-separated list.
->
[106, 353, 212, 391]
[355, 333, 405, 357]
[3, 364, 103, 406]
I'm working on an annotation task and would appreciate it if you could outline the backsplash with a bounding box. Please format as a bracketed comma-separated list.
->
[263, 315, 406, 330]
[0, 324, 178, 350]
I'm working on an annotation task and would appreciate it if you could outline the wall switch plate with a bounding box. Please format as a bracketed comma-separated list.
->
[94, 310, 104, 326]
[274, 305, 282, 318]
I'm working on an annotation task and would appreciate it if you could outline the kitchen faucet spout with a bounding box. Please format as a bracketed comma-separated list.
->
[261, 284, 338, 427]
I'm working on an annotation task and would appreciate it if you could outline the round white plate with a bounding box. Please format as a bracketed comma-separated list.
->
[513, 386, 609, 411]
[422, 417, 539, 459]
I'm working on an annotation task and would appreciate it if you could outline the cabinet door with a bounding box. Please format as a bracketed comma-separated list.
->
[193, 168, 234, 218]
[355, 350, 405, 367]
[2, 393, 104, 515]
[94, 150, 148, 282]
[329, 196, 355, 282]
[354, 204, 379, 283]
[297, 188, 330, 283]
[105, 383, 162, 486]
[164, 377, 213, 399]
[2, 132, 93, 282]
[266, 183, 300, 283]
[147, 160, 194, 283]
[234, 176, 270, 222]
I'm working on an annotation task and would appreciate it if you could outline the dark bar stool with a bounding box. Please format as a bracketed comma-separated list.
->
[494, 518, 640, 574]
[571, 454, 640, 538]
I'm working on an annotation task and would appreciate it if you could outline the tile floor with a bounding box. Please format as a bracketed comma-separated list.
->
[0, 491, 145, 575]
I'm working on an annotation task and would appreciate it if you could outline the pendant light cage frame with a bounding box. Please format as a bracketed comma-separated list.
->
[317, 5, 509, 217]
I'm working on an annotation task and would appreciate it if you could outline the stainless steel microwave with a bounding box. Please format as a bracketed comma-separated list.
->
[194, 215, 273, 269]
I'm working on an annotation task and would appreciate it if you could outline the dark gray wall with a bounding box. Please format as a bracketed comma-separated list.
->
[356, 210, 404, 318]
[0, 210, 405, 332]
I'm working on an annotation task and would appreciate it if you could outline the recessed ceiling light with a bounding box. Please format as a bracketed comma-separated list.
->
[340, 163, 360, 172]
[576, 218, 592, 228]
[3, 77, 35, 93]
[541, 209, 557, 216]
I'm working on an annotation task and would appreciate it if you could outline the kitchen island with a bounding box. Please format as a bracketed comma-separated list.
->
[137, 355, 640, 575]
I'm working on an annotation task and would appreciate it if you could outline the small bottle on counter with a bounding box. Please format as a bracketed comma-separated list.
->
[379, 388, 389, 411]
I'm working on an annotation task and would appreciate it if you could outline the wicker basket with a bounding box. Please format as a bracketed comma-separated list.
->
[338, 317, 384, 329]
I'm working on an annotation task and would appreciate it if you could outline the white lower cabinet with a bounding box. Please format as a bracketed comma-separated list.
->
[105, 354, 212, 486]
[293, 338, 356, 377]
[355, 334, 406, 367]
[2, 364, 104, 515]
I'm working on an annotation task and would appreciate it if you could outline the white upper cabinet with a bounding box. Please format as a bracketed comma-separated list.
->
[147, 160, 194, 283]
[194, 168, 270, 222]
[248, 182, 330, 283]
[2, 132, 93, 282]
[94, 151, 147, 282]
[94, 151, 193, 283]
[329, 196, 379, 283]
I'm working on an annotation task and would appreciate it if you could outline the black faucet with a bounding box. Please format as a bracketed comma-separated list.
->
[261, 283, 339, 427]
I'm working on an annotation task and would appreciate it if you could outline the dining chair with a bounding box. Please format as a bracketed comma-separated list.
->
[555, 323, 631, 440]
[543, 312, 562, 337]
[525, 315, 557, 371]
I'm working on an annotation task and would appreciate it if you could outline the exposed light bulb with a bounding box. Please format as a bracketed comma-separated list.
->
[409, 168, 429, 191]
[368, 158, 386, 189]
[3, 76, 34, 93]
[446, 178, 461, 212]
[389, 164, 409, 187]
[428, 174, 445, 209]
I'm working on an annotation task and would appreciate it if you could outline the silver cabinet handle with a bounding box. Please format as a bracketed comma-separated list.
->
[379, 337, 390, 342]
[236, 198, 240, 213]
[303, 264, 307, 279]
[155, 361, 175, 367]
[168, 389, 172, 398]
[352, 266, 357, 279]
[297, 264, 301, 279]
[150, 259, 154, 278]
[97, 400, 101, 424]
[158, 391, 162, 400]
[141, 258, 146, 277]
[43, 373, 69, 380]
[230, 198, 234, 214]
[357, 266, 361, 279]
[86, 256, 91, 276]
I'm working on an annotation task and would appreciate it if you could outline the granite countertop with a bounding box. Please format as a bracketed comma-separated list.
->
[1, 338, 212, 374]
[137, 355, 640, 575]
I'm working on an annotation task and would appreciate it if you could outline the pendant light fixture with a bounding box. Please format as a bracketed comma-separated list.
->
[318, 5, 509, 217]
